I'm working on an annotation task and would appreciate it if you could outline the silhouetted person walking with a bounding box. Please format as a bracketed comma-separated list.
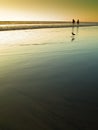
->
[77, 19, 79, 25]
[72, 19, 75, 24]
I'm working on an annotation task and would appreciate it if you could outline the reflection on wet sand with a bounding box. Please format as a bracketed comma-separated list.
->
[0, 27, 98, 130]
[71, 26, 79, 42]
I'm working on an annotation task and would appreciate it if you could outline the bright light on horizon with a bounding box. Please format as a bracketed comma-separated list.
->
[0, 3, 98, 22]
[0, 8, 67, 21]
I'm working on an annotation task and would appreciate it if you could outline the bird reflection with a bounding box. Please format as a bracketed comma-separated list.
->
[71, 26, 75, 42]
[71, 26, 79, 42]
[71, 37, 75, 42]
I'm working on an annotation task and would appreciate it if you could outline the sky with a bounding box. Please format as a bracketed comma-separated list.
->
[0, 0, 98, 21]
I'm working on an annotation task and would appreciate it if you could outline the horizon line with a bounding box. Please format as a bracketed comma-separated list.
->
[0, 20, 98, 23]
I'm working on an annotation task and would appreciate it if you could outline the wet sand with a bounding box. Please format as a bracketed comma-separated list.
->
[0, 27, 98, 130]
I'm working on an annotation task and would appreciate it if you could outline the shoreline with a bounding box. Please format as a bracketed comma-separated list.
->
[0, 23, 98, 31]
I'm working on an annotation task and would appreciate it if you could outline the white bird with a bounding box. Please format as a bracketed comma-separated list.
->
[72, 32, 75, 35]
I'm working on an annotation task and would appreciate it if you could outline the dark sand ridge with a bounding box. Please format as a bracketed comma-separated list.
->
[0, 21, 98, 31]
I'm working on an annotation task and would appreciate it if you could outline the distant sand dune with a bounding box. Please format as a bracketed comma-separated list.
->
[0, 22, 98, 31]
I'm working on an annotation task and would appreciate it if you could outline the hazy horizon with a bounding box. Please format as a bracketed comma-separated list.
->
[0, 20, 98, 23]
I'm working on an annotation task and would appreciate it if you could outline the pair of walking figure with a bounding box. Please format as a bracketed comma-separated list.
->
[72, 19, 79, 24]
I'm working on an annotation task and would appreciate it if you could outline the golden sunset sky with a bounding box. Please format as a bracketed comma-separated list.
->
[0, 0, 98, 21]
